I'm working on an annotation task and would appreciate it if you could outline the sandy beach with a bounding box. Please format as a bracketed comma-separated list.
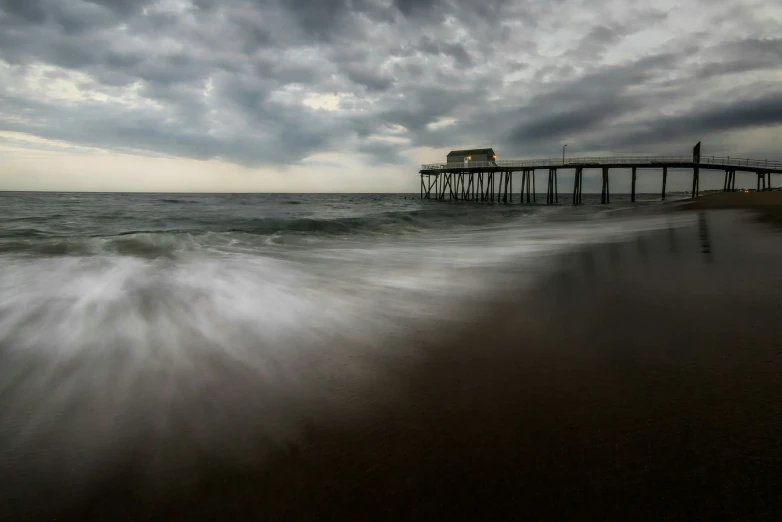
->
[9, 203, 770, 521]
[678, 190, 782, 224]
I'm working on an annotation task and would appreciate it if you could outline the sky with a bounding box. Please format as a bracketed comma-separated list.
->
[0, 0, 781, 193]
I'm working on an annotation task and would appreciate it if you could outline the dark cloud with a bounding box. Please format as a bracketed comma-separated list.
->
[416, 36, 473, 65]
[356, 140, 407, 165]
[608, 92, 782, 149]
[83, 0, 155, 15]
[695, 38, 782, 78]
[343, 66, 395, 92]
[0, 0, 48, 23]
[0, 0, 780, 170]
[505, 52, 682, 147]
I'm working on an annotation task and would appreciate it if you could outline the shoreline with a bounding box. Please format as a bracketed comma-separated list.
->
[675, 190, 782, 225]
[19, 209, 779, 521]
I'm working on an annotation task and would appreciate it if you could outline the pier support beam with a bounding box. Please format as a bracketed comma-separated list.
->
[532, 170, 536, 202]
[546, 169, 554, 204]
[546, 168, 559, 204]
[520, 170, 527, 203]
[601, 168, 610, 204]
[572, 167, 583, 205]
[758, 172, 769, 192]
[631, 167, 637, 202]
[661, 167, 667, 200]
[526, 170, 532, 203]
[691, 166, 700, 198]
[444, 173, 448, 199]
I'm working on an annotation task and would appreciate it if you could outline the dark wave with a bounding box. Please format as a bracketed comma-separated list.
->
[0, 239, 94, 257]
[221, 205, 534, 237]
[0, 196, 542, 258]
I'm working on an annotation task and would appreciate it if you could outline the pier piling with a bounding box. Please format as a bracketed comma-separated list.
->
[692, 167, 700, 198]
[601, 168, 610, 204]
[519, 171, 525, 203]
[661, 167, 667, 200]
[572, 167, 583, 205]
[532, 170, 536, 202]
[509, 172, 513, 203]
[546, 168, 558, 204]
[547, 169, 554, 204]
[507, 172, 511, 202]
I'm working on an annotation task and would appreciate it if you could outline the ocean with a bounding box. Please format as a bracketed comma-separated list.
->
[5, 191, 753, 519]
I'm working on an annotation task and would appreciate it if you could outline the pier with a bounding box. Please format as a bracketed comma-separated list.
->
[419, 146, 782, 204]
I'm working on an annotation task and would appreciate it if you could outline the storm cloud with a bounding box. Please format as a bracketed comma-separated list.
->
[1, 0, 781, 174]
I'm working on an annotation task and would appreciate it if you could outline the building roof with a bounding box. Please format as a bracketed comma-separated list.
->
[446, 148, 495, 158]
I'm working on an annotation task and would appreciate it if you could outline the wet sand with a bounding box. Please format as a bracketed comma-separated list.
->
[678, 190, 782, 225]
[11, 209, 782, 521]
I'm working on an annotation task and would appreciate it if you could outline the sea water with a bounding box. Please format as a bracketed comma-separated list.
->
[0, 191, 693, 511]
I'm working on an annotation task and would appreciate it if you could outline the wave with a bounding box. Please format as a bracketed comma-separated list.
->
[0, 251, 431, 501]
[0, 206, 526, 257]
[158, 197, 202, 204]
[0, 206, 691, 261]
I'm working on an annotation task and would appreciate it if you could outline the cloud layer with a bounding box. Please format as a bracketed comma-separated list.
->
[1, 0, 781, 174]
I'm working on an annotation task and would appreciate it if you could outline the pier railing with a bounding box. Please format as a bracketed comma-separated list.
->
[421, 156, 782, 171]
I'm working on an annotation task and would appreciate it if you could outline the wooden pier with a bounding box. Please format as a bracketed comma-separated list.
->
[419, 148, 782, 204]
